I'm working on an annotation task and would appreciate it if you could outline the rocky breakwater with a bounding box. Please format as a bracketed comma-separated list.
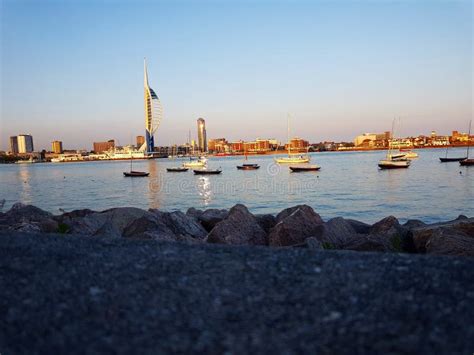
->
[0, 202, 473, 257]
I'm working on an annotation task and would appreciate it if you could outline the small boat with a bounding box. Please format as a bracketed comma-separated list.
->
[459, 120, 473, 167]
[193, 168, 222, 175]
[124, 152, 149, 177]
[401, 151, 418, 159]
[440, 157, 466, 162]
[237, 164, 260, 170]
[378, 159, 410, 169]
[275, 155, 310, 164]
[183, 157, 207, 168]
[459, 159, 474, 166]
[167, 167, 189, 172]
[123, 171, 149, 177]
[289, 164, 321, 172]
[378, 119, 411, 169]
[275, 114, 310, 164]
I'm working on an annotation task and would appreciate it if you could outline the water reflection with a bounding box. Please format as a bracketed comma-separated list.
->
[17, 166, 32, 205]
[196, 176, 212, 206]
[147, 161, 162, 210]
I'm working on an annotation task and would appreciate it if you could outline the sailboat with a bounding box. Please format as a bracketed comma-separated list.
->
[378, 119, 410, 169]
[275, 114, 310, 164]
[459, 120, 473, 166]
[183, 129, 207, 168]
[440, 129, 466, 162]
[237, 145, 260, 170]
[123, 151, 149, 177]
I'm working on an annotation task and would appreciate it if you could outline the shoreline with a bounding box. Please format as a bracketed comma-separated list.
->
[1, 144, 470, 164]
[1, 202, 472, 257]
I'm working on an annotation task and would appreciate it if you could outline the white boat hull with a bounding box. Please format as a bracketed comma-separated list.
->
[378, 159, 410, 169]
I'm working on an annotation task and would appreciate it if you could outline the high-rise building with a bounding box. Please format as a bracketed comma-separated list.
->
[136, 135, 145, 148]
[17, 135, 34, 153]
[93, 140, 115, 153]
[9, 136, 18, 154]
[197, 118, 207, 152]
[51, 141, 63, 154]
[141, 58, 163, 154]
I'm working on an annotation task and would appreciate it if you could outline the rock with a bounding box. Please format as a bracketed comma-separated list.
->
[343, 234, 393, 253]
[425, 228, 474, 256]
[411, 218, 474, 254]
[321, 217, 359, 248]
[186, 207, 203, 219]
[255, 214, 277, 234]
[207, 204, 267, 245]
[0, 204, 58, 233]
[275, 205, 323, 224]
[269, 205, 324, 247]
[67, 207, 152, 238]
[403, 219, 427, 229]
[370, 216, 400, 235]
[346, 219, 371, 234]
[55, 209, 96, 225]
[150, 210, 207, 240]
[122, 215, 176, 241]
[197, 209, 229, 232]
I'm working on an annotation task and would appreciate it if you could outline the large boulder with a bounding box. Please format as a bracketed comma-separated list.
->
[0, 203, 58, 233]
[275, 205, 323, 224]
[122, 214, 177, 241]
[207, 204, 267, 245]
[425, 228, 474, 256]
[346, 219, 371, 234]
[67, 207, 152, 238]
[197, 209, 229, 232]
[341, 216, 415, 253]
[410, 217, 474, 254]
[319, 217, 367, 249]
[255, 214, 277, 234]
[268, 205, 324, 247]
[149, 210, 207, 240]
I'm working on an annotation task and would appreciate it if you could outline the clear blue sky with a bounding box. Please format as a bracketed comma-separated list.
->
[1, 0, 472, 151]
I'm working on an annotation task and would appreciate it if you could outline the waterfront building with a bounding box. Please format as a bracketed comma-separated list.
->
[136, 135, 145, 148]
[9, 136, 18, 154]
[17, 134, 34, 153]
[197, 118, 207, 153]
[93, 140, 115, 153]
[354, 132, 390, 148]
[285, 137, 309, 152]
[51, 140, 63, 154]
[141, 58, 163, 154]
[208, 138, 228, 153]
[230, 141, 244, 152]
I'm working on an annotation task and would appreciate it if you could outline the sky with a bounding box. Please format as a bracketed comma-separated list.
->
[0, 0, 472, 151]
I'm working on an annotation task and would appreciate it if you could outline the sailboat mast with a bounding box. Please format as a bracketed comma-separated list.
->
[287, 114, 291, 155]
[467, 120, 472, 159]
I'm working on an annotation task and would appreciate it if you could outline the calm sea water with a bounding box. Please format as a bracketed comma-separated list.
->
[0, 148, 472, 224]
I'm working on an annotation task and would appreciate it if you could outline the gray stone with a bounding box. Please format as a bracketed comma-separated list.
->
[122, 215, 176, 241]
[255, 214, 277, 234]
[321, 217, 359, 248]
[198, 208, 229, 232]
[411, 217, 474, 254]
[67, 207, 152, 238]
[269, 205, 324, 247]
[150, 210, 207, 240]
[207, 204, 267, 245]
[0, 203, 58, 233]
[346, 219, 371, 234]
[426, 228, 474, 256]
[275, 204, 323, 224]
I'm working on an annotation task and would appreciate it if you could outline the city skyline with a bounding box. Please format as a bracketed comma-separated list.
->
[1, 0, 472, 151]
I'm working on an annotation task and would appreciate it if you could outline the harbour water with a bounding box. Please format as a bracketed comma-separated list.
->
[0, 148, 472, 224]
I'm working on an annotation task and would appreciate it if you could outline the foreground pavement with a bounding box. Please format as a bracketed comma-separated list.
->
[1, 231, 473, 354]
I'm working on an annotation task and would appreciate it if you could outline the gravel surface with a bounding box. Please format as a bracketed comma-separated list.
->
[1, 231, 473, 354]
